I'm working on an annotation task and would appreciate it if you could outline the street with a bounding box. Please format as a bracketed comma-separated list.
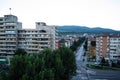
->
[71, 43, 91, 80]
[89, 69, 120, 80]
[71, 43, 120, 80]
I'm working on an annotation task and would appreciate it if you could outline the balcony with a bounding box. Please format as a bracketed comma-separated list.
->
[6, 44, 16, 46]
[0, 48, 7, 50]
[0, 32, 5, 34]
[38, 44, 50, 47]
[18, 32, 48, 35]
[26, 47, 38, 50]
[0, 36, 6, 38]
[5, 40, 17, 42]
[6, 48, 16, 50]
[0, 44, 6, 46]
[0, 52, 6, 54]
[4, 23, 17, 26]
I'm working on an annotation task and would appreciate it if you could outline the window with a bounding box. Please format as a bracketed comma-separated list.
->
[0, 23, 3, 25]
[40, 30, 46, 33]
[0, 19, 3, 21]
[41, 38, 48, 41]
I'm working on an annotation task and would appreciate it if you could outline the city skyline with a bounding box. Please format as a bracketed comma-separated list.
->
[0, 0, 120, 30]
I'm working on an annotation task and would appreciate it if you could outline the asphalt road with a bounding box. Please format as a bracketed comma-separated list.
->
[71, 43, 90, 80]
[71, 43, 120, 80]
[89, 69, 120, 80]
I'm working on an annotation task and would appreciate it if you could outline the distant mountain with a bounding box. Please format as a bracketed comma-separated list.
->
[56, 26, 120, 33]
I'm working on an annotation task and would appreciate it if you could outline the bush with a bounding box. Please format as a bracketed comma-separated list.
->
[1, 47, 76, 80]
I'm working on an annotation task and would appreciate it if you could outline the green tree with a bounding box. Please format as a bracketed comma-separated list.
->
[91, 41, 96, 47]
[41, 49, 64, 80]
[70, 37, 85, 52]
[21, 74, 29, 80]
[44, 69, 54, 80]
[1, 47, 76, 80]
[0, 72, 8, 80]
[14, 48, 27, 55]
[101, 57, 106, 66]
[9, 55, 29, 80]
[58, 46, 76, 80]
[70, 41, 77, 51]
[84, 40, 88, 51]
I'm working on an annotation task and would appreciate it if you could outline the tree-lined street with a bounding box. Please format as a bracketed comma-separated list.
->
[71, 42, 120, 80]
[71, 43, 91, 80]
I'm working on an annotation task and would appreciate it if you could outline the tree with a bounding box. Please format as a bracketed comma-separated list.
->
[70, 41, 77, 51]
[101, 57, 106, 66]
[84, 40, 88, 51]
[91, 41, 96, 47]
[14, 48, 27, 55]
[57, 46, 76, 80]
[43, 69, 54, 80]
[70, 37, 85, 52]
[41, 49, 64, 80]
[1, 47, 76, 80]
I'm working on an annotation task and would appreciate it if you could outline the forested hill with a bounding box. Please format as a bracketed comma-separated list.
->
[56, 26, 120, 33]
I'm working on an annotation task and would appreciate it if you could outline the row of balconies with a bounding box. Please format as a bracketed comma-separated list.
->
[0, 44, 16, 46]
[0, 40, 17, 42]
[18, 36, 50, 38]
[0, 41, 50, 46]
[0, 48, 16, 50]
[0, 22, 17, 26]
[0, 36, 50, 39]
[22, 47, 48, 50]
[18, 32, 48, 35]
[18, 44, 50, 47]
[18, 40, 50, 42]
[0, 46, 50, 52]
[0, 52, 6, 54]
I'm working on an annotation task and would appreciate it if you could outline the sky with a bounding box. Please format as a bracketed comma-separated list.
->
[0, 0, 120, 30]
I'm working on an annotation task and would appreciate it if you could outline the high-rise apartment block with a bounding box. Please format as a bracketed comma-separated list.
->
[0, 14, 56, 57]
[96, 34, 120, 62]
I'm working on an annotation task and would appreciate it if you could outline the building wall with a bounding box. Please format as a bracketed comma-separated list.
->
[0, 15, 56, 57]
[102, 36, 107, 57]
[0, 15, 22, 56]
[87, 36, 96, 61]
[96, 34, 120, 61]
[109, 37, 120, 60]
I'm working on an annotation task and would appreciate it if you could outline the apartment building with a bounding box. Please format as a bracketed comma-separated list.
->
[87, 36, 96, 61]
[109, 35, 120, 61]
[0, 14, 56, 57]
[96, 34, 120, 62]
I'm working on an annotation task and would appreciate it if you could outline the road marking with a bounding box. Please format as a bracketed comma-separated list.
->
[87, 70, 96, 75]
[81, 76, 88, 79]
[76, 70, 81, 73]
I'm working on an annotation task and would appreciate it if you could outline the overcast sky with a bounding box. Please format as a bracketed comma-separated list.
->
[0, 0, 120, 30]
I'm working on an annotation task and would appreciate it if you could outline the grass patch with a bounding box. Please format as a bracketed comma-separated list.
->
[86, 64, 120, 70]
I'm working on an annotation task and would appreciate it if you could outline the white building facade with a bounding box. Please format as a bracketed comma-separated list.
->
[109, 36, 120, 61]
[0, 14, 56, 57]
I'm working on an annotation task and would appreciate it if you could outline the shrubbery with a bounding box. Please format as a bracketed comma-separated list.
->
[0, 47, 76, 80]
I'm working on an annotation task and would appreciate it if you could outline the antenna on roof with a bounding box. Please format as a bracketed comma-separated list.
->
[9, 8, 11, 14]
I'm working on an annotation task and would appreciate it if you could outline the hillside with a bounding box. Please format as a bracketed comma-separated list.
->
[56, 26, 119, 33]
